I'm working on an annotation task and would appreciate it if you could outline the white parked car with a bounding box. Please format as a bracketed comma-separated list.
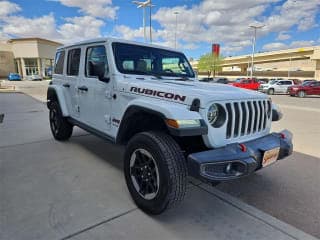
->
[47, 38, 293, 214]
[259, 79, 295, 95]
[25, 74, 42, 81]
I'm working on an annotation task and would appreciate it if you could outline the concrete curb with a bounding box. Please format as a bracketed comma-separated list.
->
[197, 184, 319, 240]
[0, 87, 17, 93]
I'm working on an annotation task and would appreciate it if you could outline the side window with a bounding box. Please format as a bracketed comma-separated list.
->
[67, 48, 81, 76]
[54, 51, 65, 74]
[86, 46, 108, 78]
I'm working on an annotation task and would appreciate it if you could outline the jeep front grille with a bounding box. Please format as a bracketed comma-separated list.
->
[225, 100, 271, 139]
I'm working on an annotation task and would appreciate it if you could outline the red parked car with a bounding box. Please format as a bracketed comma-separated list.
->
[230, 78, 260, 90]
[288, 81, 320, 97]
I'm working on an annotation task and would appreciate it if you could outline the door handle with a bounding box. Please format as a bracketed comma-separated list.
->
[78, 86, 88, 91]
[63, 83, 70, 88]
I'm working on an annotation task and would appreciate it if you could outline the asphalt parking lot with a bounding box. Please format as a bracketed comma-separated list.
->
[0, 80, 319, 239]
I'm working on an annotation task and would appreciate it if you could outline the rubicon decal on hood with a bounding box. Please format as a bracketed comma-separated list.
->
[130, 87, 186, 102]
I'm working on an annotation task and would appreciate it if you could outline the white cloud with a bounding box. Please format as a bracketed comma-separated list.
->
[53, 0, 118, 19]
[276, 32, 291, 41]
[262, 42, 287, 51]
[264, 0, 320, 32]
[290, 40, 315, 48]
[0, 0, 319, 55]
[2, 14, 59, 39]
[0, 1, 21, 18]
[1, 13, 105, 43]
[116, 0, 320, 55]
[59, 16, 105, 42]
[115, 25, 144, 40]
[0, 1, 110, 43]
[116, 0, 278, 54]
[263, 40, 316, 51]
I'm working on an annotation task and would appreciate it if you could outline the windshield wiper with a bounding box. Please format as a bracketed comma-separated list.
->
[172, 76, 191, 81]
[130, 70, 164, 80]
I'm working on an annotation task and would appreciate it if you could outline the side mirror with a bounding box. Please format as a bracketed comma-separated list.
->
[91, 61, 109, 83]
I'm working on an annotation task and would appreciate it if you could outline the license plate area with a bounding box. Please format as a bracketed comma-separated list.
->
[262, 147, 280, 167]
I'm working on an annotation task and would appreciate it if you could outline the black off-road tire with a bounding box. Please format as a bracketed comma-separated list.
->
[49, 101, 73, 141]
[124, 131, 187, 215]
[268, 88, 275, 95]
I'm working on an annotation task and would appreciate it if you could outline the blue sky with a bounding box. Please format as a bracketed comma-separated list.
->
[0, 0, 319, 59]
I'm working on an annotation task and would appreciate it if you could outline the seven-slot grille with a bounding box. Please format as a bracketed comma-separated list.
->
[225, 100, 271, 139]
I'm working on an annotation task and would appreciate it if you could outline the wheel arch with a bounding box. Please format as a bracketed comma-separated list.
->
[47, 85, 69, 117]
[116, 105, 168, 145]
[116, 103, 207, 145]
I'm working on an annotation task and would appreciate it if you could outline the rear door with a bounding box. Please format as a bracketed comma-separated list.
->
[282, 80, 293, 93]
[64, 48, 81, 118]
[276, 81, 290, 93]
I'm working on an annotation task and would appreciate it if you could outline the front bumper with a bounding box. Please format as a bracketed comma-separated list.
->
[188, 130, 293, 182]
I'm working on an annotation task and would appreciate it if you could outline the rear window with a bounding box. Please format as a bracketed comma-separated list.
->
[54, 51, 65, 74]
[67, 48, 81, 76]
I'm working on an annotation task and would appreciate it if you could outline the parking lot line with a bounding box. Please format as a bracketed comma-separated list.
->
[60, 208, 137, 240]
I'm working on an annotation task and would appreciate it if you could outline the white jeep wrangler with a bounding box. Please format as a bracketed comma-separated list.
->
[47, 38, 293, 214]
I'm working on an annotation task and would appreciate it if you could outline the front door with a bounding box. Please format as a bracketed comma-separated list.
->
[78, 45, 112, 134]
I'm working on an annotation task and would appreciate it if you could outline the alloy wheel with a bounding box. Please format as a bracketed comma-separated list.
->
[130, 148, 160, 200]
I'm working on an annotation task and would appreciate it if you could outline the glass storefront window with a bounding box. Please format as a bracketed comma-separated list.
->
[24, 58, 39, 76]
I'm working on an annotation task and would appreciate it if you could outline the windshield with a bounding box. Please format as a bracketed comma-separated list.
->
[269, 80, 278, 85]
[302, 81, 315, 86]
[112, 42, 195, 79]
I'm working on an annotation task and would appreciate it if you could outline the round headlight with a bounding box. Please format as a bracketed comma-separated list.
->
[207, 103, 226, 127]
[207, 104, 219, 125]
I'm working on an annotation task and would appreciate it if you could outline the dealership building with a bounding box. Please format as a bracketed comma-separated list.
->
[191, 45, 320, 80]
[0, 38, 62, 79]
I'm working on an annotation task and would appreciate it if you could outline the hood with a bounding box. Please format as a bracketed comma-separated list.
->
[119, 76, 267, 108]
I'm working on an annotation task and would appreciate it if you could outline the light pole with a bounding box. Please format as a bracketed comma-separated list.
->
[247, 56, 250, 77]
[288, 56, 292, 78]
[174, 11, 179, 49]
[249, 24, 264, 78]
[132, 1, 153, 42]
[149, 0, 153, 43]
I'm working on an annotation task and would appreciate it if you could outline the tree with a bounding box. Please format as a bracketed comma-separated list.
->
[197, 53, 223, 78]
